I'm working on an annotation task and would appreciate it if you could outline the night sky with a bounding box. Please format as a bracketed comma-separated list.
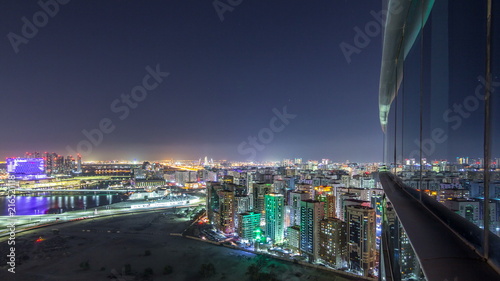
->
[1, 0, 385, 162]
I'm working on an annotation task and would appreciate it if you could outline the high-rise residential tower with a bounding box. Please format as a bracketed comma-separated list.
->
[346, 205, 376, 276]
[319, 218, 347, 268]
[264, 193, 285, 244]
[300, 199, 325, 262]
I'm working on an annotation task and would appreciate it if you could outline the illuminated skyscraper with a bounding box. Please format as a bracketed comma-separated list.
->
[314, 189, 336, 219]
[206, 182, 223, 225]
[319, 218, 347, 268]
[41, 152, 69, 175]
[62, 155, 76, 174]
[325, 194, 337, 218]
[237, 212, 261, 242]
[76, 154, 82, 173]
[235, 195, 251, 214]
[253, 183, 272, 215]
[265, 193, 285, 244]
[234, 196, 251, 229]
[337, 192, 357, 219]
[346, 205, 376, 276]
[300, 199, 324, 262]
[44, 152, 57, 175]
[289, 190, 312, 226]
[217, 190, 235, 234]
[342, 198, 370, 221]
[286, 225, 300, 253]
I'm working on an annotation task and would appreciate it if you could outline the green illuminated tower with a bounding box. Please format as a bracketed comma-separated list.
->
[237, 212, 261, 242]
[265, 193, 285, 244]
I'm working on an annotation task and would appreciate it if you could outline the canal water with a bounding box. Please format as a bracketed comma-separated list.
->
[0, 194, 123, 216]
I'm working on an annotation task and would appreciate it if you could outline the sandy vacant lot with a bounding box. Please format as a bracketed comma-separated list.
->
[1, 210, 360, 281]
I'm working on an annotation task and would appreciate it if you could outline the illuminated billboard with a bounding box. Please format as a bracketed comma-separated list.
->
[6, 158, 45, 177]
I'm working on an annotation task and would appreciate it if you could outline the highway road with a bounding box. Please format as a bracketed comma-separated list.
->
[0, 198, 205, 242]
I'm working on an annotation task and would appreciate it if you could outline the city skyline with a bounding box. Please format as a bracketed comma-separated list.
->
[1, 1, 499, 280]
[1, 0, 385, 162]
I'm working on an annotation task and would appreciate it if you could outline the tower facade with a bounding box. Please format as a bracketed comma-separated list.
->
[300, 199, 325, 262]
[238, 212, 261, 242]
[346, 205, 376, 276]
[319, 218, 347, 268]
[218, 190, 235, 234]
[265, 193, 285, 244]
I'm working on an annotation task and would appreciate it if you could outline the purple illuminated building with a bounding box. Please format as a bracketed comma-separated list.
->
[6, 158, 46, 179]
